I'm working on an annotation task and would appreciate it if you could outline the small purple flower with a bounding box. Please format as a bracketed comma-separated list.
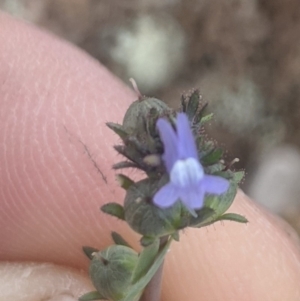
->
[153, 113, 229, 213]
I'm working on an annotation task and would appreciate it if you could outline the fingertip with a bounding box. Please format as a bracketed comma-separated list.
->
[162, 190, 300, 300]
[0, 12, 137, 267]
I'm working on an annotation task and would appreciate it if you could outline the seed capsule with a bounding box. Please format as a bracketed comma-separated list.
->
[122, 97, 169, 134]
[89, 245, 138, 301]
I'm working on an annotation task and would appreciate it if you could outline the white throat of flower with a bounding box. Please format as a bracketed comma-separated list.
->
[170, 158, 204, 188]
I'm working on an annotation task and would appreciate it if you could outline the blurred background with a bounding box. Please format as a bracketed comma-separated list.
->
[1, 0, 300, 233]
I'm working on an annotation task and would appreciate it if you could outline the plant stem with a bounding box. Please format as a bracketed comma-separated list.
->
[140, 260, 164, 301]
[140, 236, 168, 301]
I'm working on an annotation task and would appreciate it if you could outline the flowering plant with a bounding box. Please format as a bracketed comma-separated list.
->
[79, 88, 247, 301]
[154, 112, 229, 215]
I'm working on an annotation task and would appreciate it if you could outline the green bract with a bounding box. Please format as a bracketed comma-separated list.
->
[124, 178, 183, 239]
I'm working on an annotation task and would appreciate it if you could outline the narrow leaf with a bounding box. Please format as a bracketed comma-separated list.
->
[202, 148, 223, 165]
[200, 113, 213, 124]
[186, 90, 200, 120]
[111, 231, 132, 248]
[131, 239, 160, 284]
[101, 203, 125, 220]
[205, 183, 237, 215]
[113, 161, 140, 170]
[186, 207, 216, 228]
[199, 141, 215, 157]
[82, 246, 99, 260]
[194, 102, 208, 124]
[79, 291, 107, 301]
[233, 171, 245, 184]
[106, 122, 128, 140]
[116, 174, 134, 190]
[216, 213, 248, 223]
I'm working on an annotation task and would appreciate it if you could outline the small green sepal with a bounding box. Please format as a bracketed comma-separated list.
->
[101, 203, 125, 220]
[232, 171, 245, 184]
[216, 213, 248, 223]
[188, 183, 238, 228]
[106, 122, 128, 141]
[113, 161, 139, 170]
[200, 113, 214, 124]
[111, 231, 132, 248]
[124, 178, 183, 238]
[116, 174, 134, 190]
[185, 90, 201, 121]
[82, 246, 99, 260]
[201, 148, 223, 165]
[184, 207, 216, 228]
[205, 183, 237, 215]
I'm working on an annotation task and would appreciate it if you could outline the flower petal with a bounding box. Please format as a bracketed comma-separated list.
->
[170, 158, 204, 187]
[153, 183, 180, 208]
[176, 113, 198, 160]
[202, 175, 230, 195]
[156, 118, 178, 172]
[179, 185, 205, 210]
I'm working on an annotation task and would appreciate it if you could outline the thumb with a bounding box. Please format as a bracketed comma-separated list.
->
[0, 262, 93, 301]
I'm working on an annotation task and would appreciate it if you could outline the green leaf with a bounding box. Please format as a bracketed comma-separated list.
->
[111, 231, 132, 248]
[205, 183, 237, 214]
[101, 203, 125, 220]
[190, 183, 238, 228]
[186, 90, 200, 120]
[201, 148, 223, 165]
[121, 238, 172, 301]
[116, 174, 134, 190]
[200, 113, 213, 124]
[131, 239, 159, 284]
[185, 207, 216, 228]
[106, 122, 128, 140]
[113, 161, 139, 170]
[199, 141, 215, 157]
[232, 171, 245, 184]
[216, 213, 248, 223]
[82, 246, 99, 260]
[194, 102, 208, 124]
[204, 163, 226, 175]
[79, 291, 107, 301]
[209, 170, 232, 180]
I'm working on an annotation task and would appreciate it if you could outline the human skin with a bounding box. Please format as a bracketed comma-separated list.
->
[0, 11, 300, 301]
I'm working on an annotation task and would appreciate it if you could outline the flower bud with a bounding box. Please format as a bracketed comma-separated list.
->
[89, 245, 138, 301]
